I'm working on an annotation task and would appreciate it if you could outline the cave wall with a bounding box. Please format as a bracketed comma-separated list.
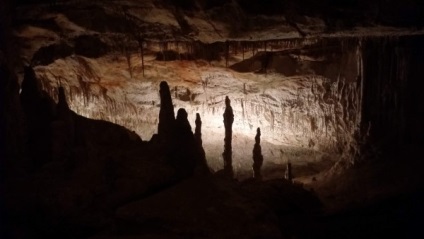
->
[8, 0, 424, 175]
[27, 37, 364, 176]
[361, 35, 424, 154]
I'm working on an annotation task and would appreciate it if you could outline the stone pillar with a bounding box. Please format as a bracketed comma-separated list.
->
[194, 113, 210, 175]
[174, 108, 195, 176]
[252, 127, 263, 180]
[194, 113, 202, 145]
[158, 81, 175, 141]
[222, 96, 234, 178]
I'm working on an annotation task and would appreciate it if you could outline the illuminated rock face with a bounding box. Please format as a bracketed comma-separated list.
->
[12, 0, 424, 178]
[29, 38, 363, 178]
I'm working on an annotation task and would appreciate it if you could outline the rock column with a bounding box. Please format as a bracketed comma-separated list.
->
[252, 127, 263, 180]
[194, 113, 210, 175]
[222, 96, 234, 177]
[158, 81, 175, 141]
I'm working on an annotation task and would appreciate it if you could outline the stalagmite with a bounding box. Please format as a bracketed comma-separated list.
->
[194, 113, 202, 146]
[158, 81, 175, 141]
[173, 108, 196, 177]
[285, 161, 293, 182]
[194, 113, 210, 175]
[175, 108, 192, 137]
[252, 127, 264, 180]
[223, 96, 234, 178]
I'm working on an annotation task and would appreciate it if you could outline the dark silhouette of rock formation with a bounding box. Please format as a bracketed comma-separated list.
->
[285, 161, 293, 182]
[157, 82, 208, 177]
[194, 113, 202, 145]
[158, 81, 175, 141]
[194, 113, 210, 175]
[252, 127, 263, 180]
[52, 87, 75, 161]
[172, 108, 196, 176]
[0, 57, 25, 179]
[222, 96, 234, 177]
[57, 86, 69, 116]
[175, 108, 193, 139]
[20, 66, 55, 169]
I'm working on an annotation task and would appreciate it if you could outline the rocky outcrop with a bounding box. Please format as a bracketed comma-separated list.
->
[31, 42, 73, 66]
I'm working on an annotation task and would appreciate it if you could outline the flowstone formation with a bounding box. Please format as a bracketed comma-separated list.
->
[222, 96, 234, 178]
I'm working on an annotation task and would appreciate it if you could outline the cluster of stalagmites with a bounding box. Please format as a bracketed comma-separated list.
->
[19, 66, 290, 180]
[19, 68, 211, 177]
[220, 96, 273, 181]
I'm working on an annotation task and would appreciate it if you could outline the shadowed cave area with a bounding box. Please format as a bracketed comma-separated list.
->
[2, 0, 424, 238]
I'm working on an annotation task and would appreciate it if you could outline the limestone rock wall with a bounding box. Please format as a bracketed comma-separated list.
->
[30, 38, 364, 175]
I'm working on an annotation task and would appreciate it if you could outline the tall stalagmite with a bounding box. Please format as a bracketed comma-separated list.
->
[194, 113, 202, 146]
[173, 108, 196, 176]
[252, 127, 263, 180]
[158, 81, 175, 141]
[223, 96, 234, 177]
[20, 66, 54, 169]
[194, 113, 210, 175]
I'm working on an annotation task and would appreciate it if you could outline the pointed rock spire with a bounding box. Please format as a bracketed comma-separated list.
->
[194, 113, 202, 146]
[172, 108, 196, 177]
[158, 81, 175, 140]
[222, 96, 234, 178]
[175, 108, 192, 137]
[194, 113, 210, 175]
[252, 127, 263, 180]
